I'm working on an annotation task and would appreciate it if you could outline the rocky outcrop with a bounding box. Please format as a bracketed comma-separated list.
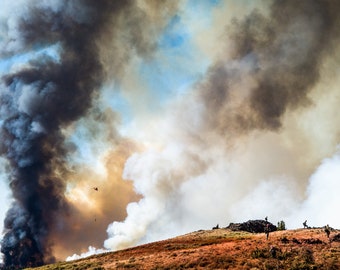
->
[226, 219, 277, 233]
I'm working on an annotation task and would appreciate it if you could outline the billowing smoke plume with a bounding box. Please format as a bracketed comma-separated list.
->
[0, 0, 180, 267]
[103, 0, 340, 252]
[0, 1, 116, 267]
[1, 0, 340, 266]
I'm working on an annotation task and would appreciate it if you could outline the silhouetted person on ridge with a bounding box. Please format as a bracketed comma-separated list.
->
[264, 224, 270, 240]
[324, 224, 330, 238]
[303, 220, 308, 229]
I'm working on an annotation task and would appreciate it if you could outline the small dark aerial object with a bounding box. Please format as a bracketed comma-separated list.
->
[93, 187, 98, 191]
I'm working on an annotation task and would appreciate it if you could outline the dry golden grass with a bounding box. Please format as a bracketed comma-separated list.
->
[26, 227, 340, 269]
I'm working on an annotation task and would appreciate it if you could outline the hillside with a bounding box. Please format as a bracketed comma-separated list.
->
[26, 225, 340, 269]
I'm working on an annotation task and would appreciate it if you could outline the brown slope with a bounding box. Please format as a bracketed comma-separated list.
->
[26, 228, 340, 269]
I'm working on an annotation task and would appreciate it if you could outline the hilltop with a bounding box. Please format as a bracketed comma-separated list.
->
[26, 223, 340, 269]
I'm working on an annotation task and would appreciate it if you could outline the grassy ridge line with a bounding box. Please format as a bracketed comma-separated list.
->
[25, 228, 340, 269]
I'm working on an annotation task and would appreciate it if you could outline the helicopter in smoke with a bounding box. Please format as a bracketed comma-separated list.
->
[93, 187, 98, 191]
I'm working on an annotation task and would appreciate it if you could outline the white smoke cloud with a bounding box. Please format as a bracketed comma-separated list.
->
[287, 150, 340, 228]
[103, 124, 340, 252]
[101, 44, 340, 252]
[104, 140, 207, 250]
[66, 246, 107, 262]
[229, 177, 302, 224]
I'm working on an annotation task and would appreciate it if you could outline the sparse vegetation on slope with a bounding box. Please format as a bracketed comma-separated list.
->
[25, 225, 340, 270]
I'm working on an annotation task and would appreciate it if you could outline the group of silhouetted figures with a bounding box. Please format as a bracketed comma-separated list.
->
[303, 220, 331, 239]
[263, 218, 332, 240]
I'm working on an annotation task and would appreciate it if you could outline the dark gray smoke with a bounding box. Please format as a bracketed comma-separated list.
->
[0, 0, 180, 266]
[0, 1, 135, 268]
[198, 0, 340, 137]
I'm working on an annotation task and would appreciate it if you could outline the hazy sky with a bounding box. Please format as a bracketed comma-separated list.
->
[0, 0, 339, 266]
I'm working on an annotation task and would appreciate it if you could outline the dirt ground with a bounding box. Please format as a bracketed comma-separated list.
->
[27, 227, 340, 269]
